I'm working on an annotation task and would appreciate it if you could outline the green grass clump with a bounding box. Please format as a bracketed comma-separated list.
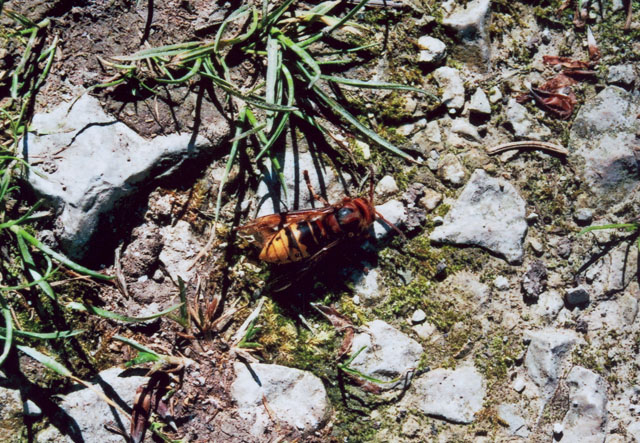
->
[99, 0, 439, 223]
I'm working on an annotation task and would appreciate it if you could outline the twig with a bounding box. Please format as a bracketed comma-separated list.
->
[487, 141, 568, 156]
[625, 0, 633, 30]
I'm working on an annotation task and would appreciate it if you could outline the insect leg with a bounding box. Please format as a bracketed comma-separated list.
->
[303, 170, 330, 206]
[368, 165, 375, 204]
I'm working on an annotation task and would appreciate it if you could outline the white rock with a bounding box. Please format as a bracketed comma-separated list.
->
[404, 366, 485, 423]
[442, 0, 492, 67]
[373, 199, 406, 240]
[231, 362, 329, 436]
[25, 95, 215, 259]
[411, 309, 427, 324]
[494, 275, 509, 290]
[375, 175, 399, 197]
[553, 422, 564, 436]
[433, 67, 465, 111]
[469, 88, 491, 115]
[158, 220, 203, 283]
[536, 291, 564, 321]
[561, 366, 608, 443]
[570, 86, 640, 204]
[607, 64, 636, 88]
[36, 367, 149, 443]
[424, 120, 442, 143]
[505, 98, 551, 140]
[451, 118, 482, 142]
[497, 403, 530, 438]
[437, 153, 467, 187]
[513, 376, 526, 393]
[23, 399, 42, 417]
[430, 169, 528, 264]
[417, 36, 447, 64]
[350, 266, 380, 304]
[524, 329, 577, 400]
[628, 421, 640, 441]
[349, 320, 423, 390]
[0, 385, 22, 437]
[488, 86, 503, 104]
[256, 149, 352, 217]
[412, 322, 437, 340]
[419, 188, 442, 211]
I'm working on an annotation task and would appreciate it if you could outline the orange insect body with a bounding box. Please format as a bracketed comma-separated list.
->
[238, 170, 403, 265]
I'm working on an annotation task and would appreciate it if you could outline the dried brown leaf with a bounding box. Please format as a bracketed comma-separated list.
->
[311, 303, 353, 330]
[337, 328, 354, 359]
[542, 55, 590, 70]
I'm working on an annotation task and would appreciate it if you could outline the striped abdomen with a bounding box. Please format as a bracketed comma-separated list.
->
[259, 199, 374, 264]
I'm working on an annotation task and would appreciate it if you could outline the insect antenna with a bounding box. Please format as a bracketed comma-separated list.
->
[374, 210, 407, 241]
[368, 165, 375, 204]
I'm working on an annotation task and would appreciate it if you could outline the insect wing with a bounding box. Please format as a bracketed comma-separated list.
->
[238, 207, 334, 245]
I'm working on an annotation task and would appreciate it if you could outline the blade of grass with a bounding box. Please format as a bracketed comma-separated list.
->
[579, 223, 639, 235]
[16, 232, 56, 299]
[9, 225, 113, 280]
[274, 31, 321, 88]
[300, 0, 371, 47]
[66, 302, 182, 323]
[0, 328, 83, 340]
[255, 65, 294, 161]
[265, 35, 280, 133]
[298, 64, 418, 163]
[322, 74, 439, 100]
[0, 305, 13, 366]
[215, 109, 246, 224]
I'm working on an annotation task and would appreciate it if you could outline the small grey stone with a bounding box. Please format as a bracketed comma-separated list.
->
[451, 118, 482, 142]
[23, 399, 42, 417]
[526, 212, 539, 223]
[569, 86, 640, 204]
[349, 320, 423, 390]
[607, 64, 636, 89]
[574, 208, 594, 225]
[537, 291, 564, 321]
[529, 237, 544, 255]
[541, 28, 552, 44]
[505, 98, 551, 140]
[404, 366, 485, 424]
[442, 0, 491, 68]
[231, 362, 329, 436]
[401, 416, 421, 437]
[497, 404, 530, 438]
[412, 322, 437, 340]
[410, 309, 427, 324]
[417, 36, 447, 64]
[561, 366, 607, 443]
[419, 189, 442, 211]
[433, 67, 465, 111]
[37, 367, 149, 443]
[494, 275, 509, 290]
[513, 377, 526, 393]
[350, 266, 380, 304]
[488, 86, 503, 104]
[565, 286, 590, 307]
[522, 260, 548, 299]
[469, 88, 491, 115]
[158, 220, 204, 283]
[437, 153, 467, 187]
[373, 200, 406, 240]
[433, 216, 444, 225]
[524, 329, 577, 400]
[375, 175, 399, 197]
[557, 237, 572, 259]
[430, 169, 528, 264]
[553, 422, 564, 438]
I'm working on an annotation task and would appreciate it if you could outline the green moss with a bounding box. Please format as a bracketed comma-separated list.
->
[475, 333, 524, 384]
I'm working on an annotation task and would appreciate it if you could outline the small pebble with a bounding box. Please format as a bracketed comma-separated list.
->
[411, 309, 427, 324]
[23, 399, 42, 417]
[375, 175, 399, 197]
[526, 212, 539, 223]
[353, 295, 361, 305]
[469, 88, 491, 115]
[512, 377, 526, 393]
[553, 423, 564, 440]
[494, 276, 509, 290]
[529, 238, 544, 255]
[565, 286, 590, 307]
[573, 208, 593, 225]
[433, 216, 444, 226]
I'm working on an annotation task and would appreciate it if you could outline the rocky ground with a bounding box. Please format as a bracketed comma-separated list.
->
[1, 0, 640, 442]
